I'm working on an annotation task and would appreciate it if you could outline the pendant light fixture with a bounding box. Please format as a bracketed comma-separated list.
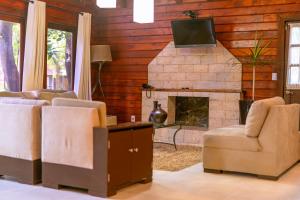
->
[96, 0, 116, 8]
[133, 0, 154, 23]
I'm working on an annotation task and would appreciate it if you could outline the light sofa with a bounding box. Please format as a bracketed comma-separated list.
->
[203, 97, 300, 179]
[0, 99, 49, 184]
[41, 98, 107, 196]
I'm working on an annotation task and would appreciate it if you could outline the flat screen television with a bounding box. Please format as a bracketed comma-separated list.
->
[171, 17, 217, 48]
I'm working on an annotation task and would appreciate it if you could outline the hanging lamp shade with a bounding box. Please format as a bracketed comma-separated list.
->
[133, 0, 154, 23]
[96, 0, 116, 8]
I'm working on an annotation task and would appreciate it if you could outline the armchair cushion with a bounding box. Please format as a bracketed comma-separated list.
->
[204, 125, 261, 152]
[52, 98, 107, 127]
[30, 90, 77, 102]
[245, 97, 285, 137]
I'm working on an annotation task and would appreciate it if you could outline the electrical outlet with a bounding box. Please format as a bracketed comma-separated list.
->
[131, 115, 136, 123]
[272, 73, 277, 81]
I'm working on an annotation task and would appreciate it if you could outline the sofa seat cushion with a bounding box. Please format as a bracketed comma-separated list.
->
[245, 97, 285, 137]
[204, 125, 261, 152]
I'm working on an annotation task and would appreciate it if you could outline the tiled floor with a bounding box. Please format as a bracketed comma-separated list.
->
[1, 163, 300, 200]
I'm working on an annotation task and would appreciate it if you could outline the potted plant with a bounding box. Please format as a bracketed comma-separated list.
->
[239, 32, 272, 124]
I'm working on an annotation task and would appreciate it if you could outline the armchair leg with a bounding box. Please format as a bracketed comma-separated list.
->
[18, 177, 37, 185]
[257, 175, 279, 181]
[43, 182, 61, 190]
[141, 177, 152, 184]
[88, 189, 116, 197]
[204, 168, 223, 174]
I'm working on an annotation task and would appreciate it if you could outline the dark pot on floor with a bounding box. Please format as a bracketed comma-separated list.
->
[239, 99, 254, 125]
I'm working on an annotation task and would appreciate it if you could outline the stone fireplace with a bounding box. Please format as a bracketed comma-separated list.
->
[142, 41, 242, 146]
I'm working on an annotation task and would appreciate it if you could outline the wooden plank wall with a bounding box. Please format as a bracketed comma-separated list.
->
[92, 0, 300, 122]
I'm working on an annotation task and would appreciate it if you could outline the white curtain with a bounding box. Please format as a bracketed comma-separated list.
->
[74, 13, 92, 100]
[22, 0, 46, 91]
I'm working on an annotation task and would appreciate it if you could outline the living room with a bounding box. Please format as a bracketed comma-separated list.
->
[0, 0, 300, 199]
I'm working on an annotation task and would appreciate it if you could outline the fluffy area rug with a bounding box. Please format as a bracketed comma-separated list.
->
[153, 144, 202, 172]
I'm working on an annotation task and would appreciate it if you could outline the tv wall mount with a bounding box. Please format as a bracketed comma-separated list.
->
[183, 10, 198, 19]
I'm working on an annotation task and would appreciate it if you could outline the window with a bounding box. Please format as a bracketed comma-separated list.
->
[133, 0, 154, 23]
[96, 0, 116, 8]
[0, 19, 21, 92]
[47, 28, 74, 90]
[287, 23, 300, 89]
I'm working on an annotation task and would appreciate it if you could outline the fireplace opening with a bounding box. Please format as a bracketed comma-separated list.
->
[175, 97, 209, 128]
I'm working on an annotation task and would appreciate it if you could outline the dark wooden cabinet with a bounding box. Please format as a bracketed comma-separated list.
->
[95, 122, 153, 196]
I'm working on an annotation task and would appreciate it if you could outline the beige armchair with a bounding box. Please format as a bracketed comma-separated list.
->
[0, 99, 49, 184]
[203, 97, 300, 179]
[41, 98, 107, 196]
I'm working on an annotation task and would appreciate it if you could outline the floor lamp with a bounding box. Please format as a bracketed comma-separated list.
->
[91, 45, 112, 97]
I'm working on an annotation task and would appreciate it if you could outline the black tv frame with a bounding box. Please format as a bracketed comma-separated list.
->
[171, 17, 217, 48]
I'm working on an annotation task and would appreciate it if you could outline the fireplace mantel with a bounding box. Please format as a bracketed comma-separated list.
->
[143, 88, 242, 94]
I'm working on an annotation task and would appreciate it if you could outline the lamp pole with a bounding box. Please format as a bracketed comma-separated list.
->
[92, 61, 105, 97]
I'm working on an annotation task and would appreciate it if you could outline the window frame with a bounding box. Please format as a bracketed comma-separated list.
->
[0, 14, 25, 92]
[45, 23, 77, 91]
[285, 22, 300, 89]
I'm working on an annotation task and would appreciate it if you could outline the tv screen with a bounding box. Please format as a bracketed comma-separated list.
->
[171, 18, 217, 48]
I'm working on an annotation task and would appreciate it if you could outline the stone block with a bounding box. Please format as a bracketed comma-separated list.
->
[209, 64, 225, 73]
[223, 101, 238, 111]
[185, 56, 201, 64]
[200, 55, 216, 65]
[209, 118, 223, 129]
[148, 72, 157, 80]
[157, 57, 173, 65]
[171, 56, 186, 65]
[209, 93, 226, 100]
[186, 73, 201, 81]
[179, 81, 194, 89]
[163, 81, 178, 88]
[164, 65, 179, 73]
[149, 64, 163, 73]
[170, 73, 186, 81]
[180, 65, 194, 72]
[225, 82, 242, 90]
[157, 73, 170, 80]
[209, 110, 226, 119]
[194, 64, 209, 73]
[222, 119, 238, 127]
[149, 80, 164, 88]
[162, 48, 177, 56]
[225, 111, 239, 120]
[225, 93, 240, 101]
[201, 73, 217, 81]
